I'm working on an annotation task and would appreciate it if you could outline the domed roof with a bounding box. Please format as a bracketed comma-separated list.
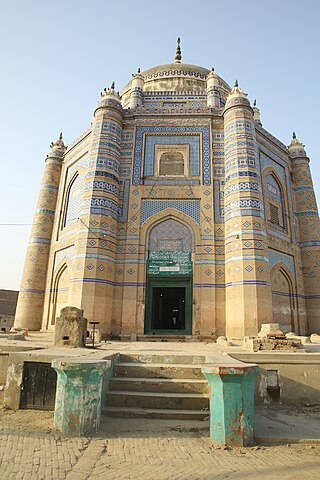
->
[141, 63, 211, 79]
[120, 63, 231, 106]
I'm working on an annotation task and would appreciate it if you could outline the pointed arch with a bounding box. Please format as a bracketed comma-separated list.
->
[50, 262, 70, 325]
[61, 171, 84, 228]
[145, 215, 195, 254]
[270, 262, 295, 333]
[263, 169, 288, 232]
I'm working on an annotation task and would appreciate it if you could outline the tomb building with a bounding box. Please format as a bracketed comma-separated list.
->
[14, 40, 320, 339]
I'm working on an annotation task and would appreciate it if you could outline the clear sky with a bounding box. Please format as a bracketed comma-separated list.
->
[0, 0, 319, 290]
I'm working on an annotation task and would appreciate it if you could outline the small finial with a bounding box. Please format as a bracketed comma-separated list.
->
[211, 67, 215, 72]
[174, 37, 182, 63]
[111, 81, 115, 90]
[59, 132, 63, 140]
[293, 131, 296, 139]
[234, 79, 238, 88]
[253, 99, 256, 107]
[137, 67, 141, 73]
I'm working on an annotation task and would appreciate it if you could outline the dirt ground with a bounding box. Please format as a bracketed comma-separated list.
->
[1, 388, 320, 436]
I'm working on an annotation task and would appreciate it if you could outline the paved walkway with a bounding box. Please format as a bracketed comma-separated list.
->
[1, 414, 320, 480]
[1, 335, 320, 478]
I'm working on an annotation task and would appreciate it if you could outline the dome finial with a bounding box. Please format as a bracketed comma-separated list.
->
[293, 131, 296, 139]
[253, 99, 256, 107]
[111, 81, 115, 90]
[175, 37, 182, 63]
[234, 79, 238, 88]
[59, 132, 63, 140]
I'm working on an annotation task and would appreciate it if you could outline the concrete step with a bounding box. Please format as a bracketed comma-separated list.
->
[119, 353, 206, 365]
[106, 390, 209, 410]
[114, 362, 205, 380]
[109, 377, 209, 394]
[102, 405, 210, 420]
[137, 335, 194, 343]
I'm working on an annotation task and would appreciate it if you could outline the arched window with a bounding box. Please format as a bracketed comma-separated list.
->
[62, 173, 83, 228]
[264, 173, 286, 231]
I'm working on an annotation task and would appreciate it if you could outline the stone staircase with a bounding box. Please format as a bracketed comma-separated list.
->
[102, 353, 210, 420]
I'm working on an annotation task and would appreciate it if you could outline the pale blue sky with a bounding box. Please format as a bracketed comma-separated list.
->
[0, 0, 319, 290]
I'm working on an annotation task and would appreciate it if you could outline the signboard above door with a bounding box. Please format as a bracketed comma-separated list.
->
[147, 250, 192, 276]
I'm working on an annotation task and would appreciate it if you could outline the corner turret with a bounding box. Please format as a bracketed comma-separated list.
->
[129, 68, 145, 109]
[253, 100, 262, 126]
[288, 131, 307, 158]
[206, 68, 220, 107]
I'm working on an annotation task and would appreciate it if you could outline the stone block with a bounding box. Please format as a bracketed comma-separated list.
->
[54, 307, 87, 348]
[258, 323, 285, 338]
[243, 336, 304, 352]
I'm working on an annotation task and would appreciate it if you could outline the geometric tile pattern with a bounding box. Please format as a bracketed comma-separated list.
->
[141, 199, 200, 225]
[149, 218, 193, 252]
[144, 134, 200, 177]
[132, 126, 211, 185]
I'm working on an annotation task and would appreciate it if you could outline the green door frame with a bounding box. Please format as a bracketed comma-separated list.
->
[145, 276, 192, 335]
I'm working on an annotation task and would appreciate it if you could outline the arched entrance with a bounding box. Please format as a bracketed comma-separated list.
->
[145, 218, 193, 335]
[271, 265, 294, 333]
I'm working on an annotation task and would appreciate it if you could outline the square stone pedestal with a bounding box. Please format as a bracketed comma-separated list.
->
[202, 363, 258, 447]
[52, 358, 110, 436]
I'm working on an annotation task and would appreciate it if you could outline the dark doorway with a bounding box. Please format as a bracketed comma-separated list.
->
[152, 287, 186, 330]
[145, 278, 192, 335]
[20, 362, 57, 410]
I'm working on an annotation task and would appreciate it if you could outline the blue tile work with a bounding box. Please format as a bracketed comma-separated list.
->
[65, 174, 85, 226]
[214, 180, 224, 223]
[143, 92, 207, 101]
[144, 179, 200, 185]
[85, 180, 122, 199]
[141, 199, 200, 225]
[132, 126, 211, 186]
[259, 148, 296, 243]
[53, 245, 75, 272]
[224, 181, 262, 196]
[224, 198, 264, 220]
[268, 249, 295, 277]
[226, 171, 260, 182]
[66, 154, 89, 182]
[260, 152, 285, 183]
[82, 197, 121, 219]
[144, 135, 200, 177]
[118, 179, 130, 222]
[148, 218, 193, 252]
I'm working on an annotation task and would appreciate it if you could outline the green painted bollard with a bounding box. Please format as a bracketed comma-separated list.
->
[202, 363, 258, 447]
[52, 358, 110, 436]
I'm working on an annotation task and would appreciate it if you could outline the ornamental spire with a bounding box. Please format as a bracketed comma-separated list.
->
[288, 131, 307, 157]
[174, 37, 182, 63]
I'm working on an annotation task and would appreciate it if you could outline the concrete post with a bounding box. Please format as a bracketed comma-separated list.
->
[52, 358, 110, 436]
[202, 362, 258, 447]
